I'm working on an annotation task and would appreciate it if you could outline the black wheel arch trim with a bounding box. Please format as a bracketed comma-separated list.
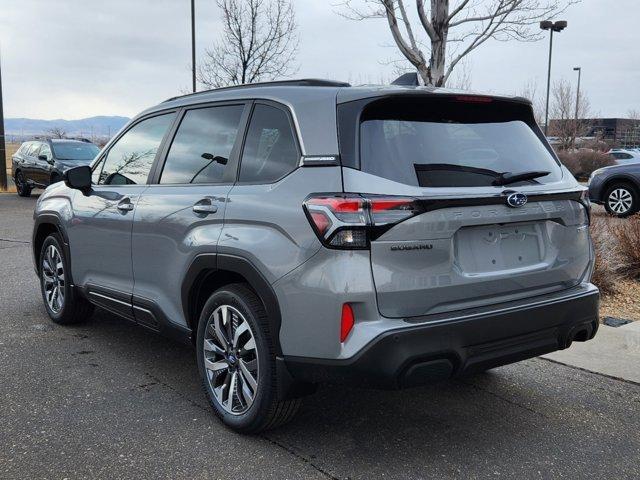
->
[32, 214, 72, 282]
[182, 253, 284, 354]
[602, 175, 640, 197]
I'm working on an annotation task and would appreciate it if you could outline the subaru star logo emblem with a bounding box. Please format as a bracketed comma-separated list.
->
[506, 192, 528, 208]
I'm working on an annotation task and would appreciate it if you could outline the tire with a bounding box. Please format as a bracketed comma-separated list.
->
[39, 234, 94, 325]
[197, 283, 301, 433]
[15, 171, 32, 197]
[603, 182, 639, 218]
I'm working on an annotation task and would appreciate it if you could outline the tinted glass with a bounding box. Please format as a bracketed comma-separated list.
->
[160, 105, 244, 184]
[359, 99, 562, 187]
[39, 143, 52, 159]
[51, 141, 99, 161]
[91, 157, 105, 184]
[239, 104, 298, 183]
[612, 152, 632, 159]
[18, 143, 31, 155]
[98, 113, 174, 185]
[26, 143, 40, 156]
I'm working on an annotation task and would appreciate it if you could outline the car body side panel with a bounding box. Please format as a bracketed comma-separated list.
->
[588, 164, 640, 203]
[22, 148, 38, 185]
[33, 183, 76, 239]
[218, 167, 342, 284]
[32, 153, 52, 186]
[131, 184, 234, 330]
[66, 184, 147, 294]
[272, 248, 382, 359]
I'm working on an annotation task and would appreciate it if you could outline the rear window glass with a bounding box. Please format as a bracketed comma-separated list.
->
[358, 98, 562, 187]
[51, 141, 100, 161]
[611, 152, 632, 160]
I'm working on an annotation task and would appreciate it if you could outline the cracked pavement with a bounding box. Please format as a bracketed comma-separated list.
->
[1, 193, 639, 479]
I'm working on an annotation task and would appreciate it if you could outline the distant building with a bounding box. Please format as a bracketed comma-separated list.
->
[549, 118, 640, 148]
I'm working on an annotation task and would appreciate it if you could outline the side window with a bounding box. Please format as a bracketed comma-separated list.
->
[98, 113, 175, 185]
[27, 143, 40, 156]
[160, 105, 244, 184]
[39, 143, 52, 159]
[18, 143, 30, 155]
[239, 104, 299, 183]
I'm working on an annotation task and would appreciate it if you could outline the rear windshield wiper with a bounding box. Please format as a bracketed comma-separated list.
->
[492, 170, 550, 186]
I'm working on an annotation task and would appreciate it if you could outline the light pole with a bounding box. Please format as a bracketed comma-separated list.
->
[0, 50, 6, 191]
[191, 0, 196, 93]
[573, 66, 582, 149]
[540, 20, 567, 136]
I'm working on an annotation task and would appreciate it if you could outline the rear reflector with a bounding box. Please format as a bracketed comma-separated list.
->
[340, 304, 355, 342]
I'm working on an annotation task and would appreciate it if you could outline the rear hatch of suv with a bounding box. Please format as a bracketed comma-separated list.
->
[336, 93, 591, 318]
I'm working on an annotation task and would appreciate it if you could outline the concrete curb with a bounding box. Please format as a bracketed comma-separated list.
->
[542, 322, 640, 383]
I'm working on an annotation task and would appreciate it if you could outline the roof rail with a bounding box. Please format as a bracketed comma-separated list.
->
[163, 78, 351, 103]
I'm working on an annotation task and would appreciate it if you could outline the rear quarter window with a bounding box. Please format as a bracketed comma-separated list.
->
[238, 104, 299, 184]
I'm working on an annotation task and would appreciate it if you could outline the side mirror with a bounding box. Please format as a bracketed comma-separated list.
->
[64, 165, 92, 193]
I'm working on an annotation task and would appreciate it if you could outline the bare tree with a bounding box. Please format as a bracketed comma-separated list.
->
[447, 57, 473, 89]
[47, 127, 67, 139]
[339, 0, 578, 87]
[627, 109, 640, 120]
[198, 0, 299, 88]
[518, 78, 544, 126]
[548, 78, 591, 150]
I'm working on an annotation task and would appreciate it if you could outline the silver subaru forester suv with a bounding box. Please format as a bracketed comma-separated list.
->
[33, 79, 599, 433]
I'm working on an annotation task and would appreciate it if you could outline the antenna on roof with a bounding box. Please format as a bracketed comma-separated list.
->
[391, 73, 420, 86]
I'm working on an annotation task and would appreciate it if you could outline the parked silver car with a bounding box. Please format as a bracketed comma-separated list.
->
[32, 79, 599, 433]
[608, 148, 640, 165]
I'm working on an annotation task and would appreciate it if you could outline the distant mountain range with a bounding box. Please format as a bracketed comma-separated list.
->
[4, 116, 130, 137]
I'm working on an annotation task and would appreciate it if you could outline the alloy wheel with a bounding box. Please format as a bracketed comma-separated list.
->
[608, 188, 633, 215]
[42, 245, 65, 313]
[203, 305, 259, 415]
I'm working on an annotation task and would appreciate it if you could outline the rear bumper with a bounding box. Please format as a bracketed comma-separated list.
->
[284, 283, 599, 389]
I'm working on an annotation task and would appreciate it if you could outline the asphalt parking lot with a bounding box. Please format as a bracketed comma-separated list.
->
[1, 193, 639, 479]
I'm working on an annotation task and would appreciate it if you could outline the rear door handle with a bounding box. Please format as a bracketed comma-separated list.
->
[192, 197, 218, 215]
[117, 198, 135, 212]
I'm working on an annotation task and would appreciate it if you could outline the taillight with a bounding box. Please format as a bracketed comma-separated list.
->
[303, 194, 422, 249]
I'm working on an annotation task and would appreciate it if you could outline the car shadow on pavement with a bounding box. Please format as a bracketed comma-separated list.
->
[66, 307, 637, 479]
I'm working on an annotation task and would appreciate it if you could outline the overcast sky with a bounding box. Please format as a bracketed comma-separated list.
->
[1, 0, 638, 120]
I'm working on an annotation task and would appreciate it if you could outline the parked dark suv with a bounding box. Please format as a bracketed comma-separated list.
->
[32, 79, 599, 433]
[12, 138, 99, 196]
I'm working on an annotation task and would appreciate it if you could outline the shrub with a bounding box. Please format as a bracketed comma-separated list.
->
[589, 217, 619, 296]
[557, 150, 615, 181]
[610, 214, 640, 280]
